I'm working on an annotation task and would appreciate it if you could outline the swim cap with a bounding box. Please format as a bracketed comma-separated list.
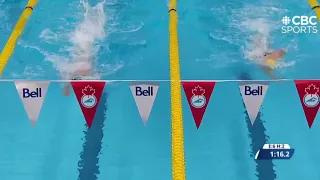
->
[266, 59, 276, 69]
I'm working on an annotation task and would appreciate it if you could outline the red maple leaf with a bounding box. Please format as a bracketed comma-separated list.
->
[192, 85, 205, 96]
[305, 84, 319, 95]
[82, 85, 96, 95]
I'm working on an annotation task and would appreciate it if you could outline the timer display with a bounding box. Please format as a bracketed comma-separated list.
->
[255, 144, 295, 160]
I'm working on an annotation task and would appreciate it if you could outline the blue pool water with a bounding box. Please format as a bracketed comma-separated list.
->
[0, 0, 320, 179]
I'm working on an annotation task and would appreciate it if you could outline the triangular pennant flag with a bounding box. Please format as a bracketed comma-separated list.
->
[294, 80, 320, 128]
[71, 81, 105, 128]
[14, 81, 50, 125]
[130, 82, 159, 125]
[239, 81, 269, 125]
[182, 81, 215, 129]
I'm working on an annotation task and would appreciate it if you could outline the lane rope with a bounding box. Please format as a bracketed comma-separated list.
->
[0, 0, 38, 76]
[308, 0, 320, 21]
[168, 1, 186, 180]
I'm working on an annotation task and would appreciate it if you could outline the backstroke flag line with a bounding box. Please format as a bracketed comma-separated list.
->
[182, 81, 215, 129]
[9, 80, 320, 129]
[15, 81, 50, 125]
[294, 80, 320, 128]
[239, 81, 269, 125]
[71, 81, 105, 128]
[130, 82, 159, 125]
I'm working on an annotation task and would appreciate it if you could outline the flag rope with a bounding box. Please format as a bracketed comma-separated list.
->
[0, 79, 312, 82]
[0, 0, 38, 76]
[168, 0, 187, 179]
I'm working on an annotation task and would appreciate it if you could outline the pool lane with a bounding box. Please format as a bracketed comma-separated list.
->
[0, 0, 171, 179]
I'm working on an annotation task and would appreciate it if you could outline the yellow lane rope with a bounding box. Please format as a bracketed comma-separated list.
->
[168, 0, 186, 179]
[308, 0, 320, 21]
[0, 0, 38, 75]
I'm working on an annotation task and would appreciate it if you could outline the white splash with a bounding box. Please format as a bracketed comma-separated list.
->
[41, 0, 108, 79]
[64, 0, 107, 79]
[236, 3, 297, 69]
[241, 18, 295, 68]
[243, 32, 270, 64]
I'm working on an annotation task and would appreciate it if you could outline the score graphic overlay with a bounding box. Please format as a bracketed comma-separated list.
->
[255, 144, 295, 160]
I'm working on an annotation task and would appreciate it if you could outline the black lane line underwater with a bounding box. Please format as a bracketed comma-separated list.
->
[239, 72, 277, 180]
[78, 92, 107, 180]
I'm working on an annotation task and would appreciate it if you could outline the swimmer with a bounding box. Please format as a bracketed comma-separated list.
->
[259, 49, 286, 79]
[251, 34, 287, 79]
[63, 66, 92, 96]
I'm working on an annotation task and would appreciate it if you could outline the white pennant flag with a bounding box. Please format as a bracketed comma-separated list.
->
[239, 81, 269, 125]
[130, 82, 159, 125]
[14, 81, 50, 125]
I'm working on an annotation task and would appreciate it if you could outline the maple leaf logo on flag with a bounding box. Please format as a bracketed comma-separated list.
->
[82, 85, 96, 96]
[192, 85, 205, 96]
[302, 83, 320, 110]
[305, 84, 319, 95]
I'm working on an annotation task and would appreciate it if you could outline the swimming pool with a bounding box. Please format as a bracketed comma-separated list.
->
[1, 0, 320, 179]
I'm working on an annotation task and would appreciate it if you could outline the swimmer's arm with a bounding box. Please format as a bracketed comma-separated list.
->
[260, 66, 278, 79]
[63, 84, 71, 96]
[267, 54, 281, 60]
[267, 49, 287, 60]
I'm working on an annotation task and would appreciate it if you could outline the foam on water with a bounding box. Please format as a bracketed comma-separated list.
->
[205, 3, 296, 70]
[39, 0, 122, 80]
[39, 28, 61, 44]
[237, 5, 296, 69]
[242, 19, 272, 65]
[61, 0, 106, 79]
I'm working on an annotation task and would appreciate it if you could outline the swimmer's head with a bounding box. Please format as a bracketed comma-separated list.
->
[263, 52, 271, 57]
[263, 49, 286, 60]
[274, 49, 286, 57]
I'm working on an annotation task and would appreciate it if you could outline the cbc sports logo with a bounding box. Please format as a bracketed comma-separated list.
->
[81, 85, 97, 108]
[190, 85, 206, 108]
[281, 16, 318, 34]
[303, 84, 319, 108]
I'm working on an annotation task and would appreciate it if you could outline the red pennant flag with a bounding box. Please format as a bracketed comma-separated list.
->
[71, 81, 105, 128]
[182, 81, 216, 128]
[294, 80, 320, 128]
